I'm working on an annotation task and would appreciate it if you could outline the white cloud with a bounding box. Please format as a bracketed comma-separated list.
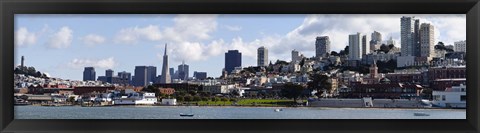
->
[67, 57, 116, 69]
[224, 25, 242, 31]
[114, 14, 217, 44]
[15, 27, 37, 46]
[114, 25, 162, 44]
[46, 26, 73, 49]
[82, 34, 106, 46]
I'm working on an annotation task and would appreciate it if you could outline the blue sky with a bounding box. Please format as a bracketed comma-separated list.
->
[14, 14, 466, 80]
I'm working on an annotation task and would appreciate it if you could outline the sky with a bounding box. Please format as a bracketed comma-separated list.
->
[14, 14, 466, 80]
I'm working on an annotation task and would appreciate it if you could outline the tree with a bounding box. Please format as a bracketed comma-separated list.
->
[193, 96, 201, 102]
[330, 51, 339, 56]
[177, 96, 184, 102]
[201, 97, 209, 101]
[68, 96, 76, 104]
[142, 85, 160, 96]
[188, 90, 197, 96]
[281, 83, 305, 103]
[185, 95, 194, 102]
[231, 90, 240, 97]
[221, 97, 229, 105]
[307, 73, 332, 96]
[275, 60, 289, 65]
[299, 58, 307, 68]
[213, 97, 221, 103]
[380, 44, 390, 53]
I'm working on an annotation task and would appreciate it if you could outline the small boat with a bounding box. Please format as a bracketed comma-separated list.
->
[274, 108, 283, 112]
[179, 113, 194, 117]
[414, 112, 430, 116]
[180, 104, 194, 117]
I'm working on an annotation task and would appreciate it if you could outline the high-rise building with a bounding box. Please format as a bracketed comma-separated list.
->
[193, 71, 207, 80]
[349, 32, 363, 60]
[419, 23, 435, 58]
[370, 31, 382, 52]
[169, 68, 175, 80]
[315, 36, 330, 58]
[371, 31, 382, 43]
[362, 35, 370, 56]
[147, 66, 157, 83]
[83, 67, 96, 81]
[414, 19, 421, 57]
[386, 36, 396, 46]
[257, 46, 268, 66]
[160, 43, 171, 84]
[118, 71, 132, 85]
[178, 61, 189, 81]
[134, 66, 148, 86]
[105, 69, 114, 84]
[454, 40, 466, 52]
[401, 16, 419, 56]
[106, 69, 114, 77]
[225, 50, 242, 74]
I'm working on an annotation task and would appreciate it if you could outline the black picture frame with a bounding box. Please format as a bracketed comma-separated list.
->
[1, 0, 479, 133]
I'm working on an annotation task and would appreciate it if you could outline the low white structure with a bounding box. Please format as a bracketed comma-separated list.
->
[432, 84, 466, 108]
[113, 92, 157, 105]
[161, 99, 177, 105]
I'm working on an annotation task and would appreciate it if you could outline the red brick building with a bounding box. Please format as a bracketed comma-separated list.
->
[428, 66, 466, 80]
[73, 86, 115, 95]
[431, 78, 466, 91]
[159, 88, 175, 95]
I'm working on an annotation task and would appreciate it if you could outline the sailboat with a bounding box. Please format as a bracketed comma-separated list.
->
[180, 104, 194, 117]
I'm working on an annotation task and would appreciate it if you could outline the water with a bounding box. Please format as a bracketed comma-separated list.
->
[14, 106, 466, 119]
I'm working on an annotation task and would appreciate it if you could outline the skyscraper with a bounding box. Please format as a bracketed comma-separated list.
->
[401, 16, 419, 56]
[349, 32, 362, 60]
[169, 68, 175, 80]
[147, 66, 157, 84]
[134, 66, 148, 86]
[225, 50, 242, 74]
[106, 69, 114, 77]
[370, 31, 382, 52]
[315, 36, 330, 58]
[83, 67, 96, 81]
[419, 23, 435, 58]
[362, 35, 370, 56]
[414, 19, 421, 57]
[160, 44, 171, 84]
[118, 71, 132, 85]
[178, 61, 189, 81]
[257, 46, 268, 66]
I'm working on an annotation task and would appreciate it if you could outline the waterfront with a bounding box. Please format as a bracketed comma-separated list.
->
[15, 106, 466, 119]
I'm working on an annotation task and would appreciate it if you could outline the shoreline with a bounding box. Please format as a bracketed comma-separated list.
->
[17, 104, 464, 110]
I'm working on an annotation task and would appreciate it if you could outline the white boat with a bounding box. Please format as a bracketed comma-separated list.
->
[274, 108, 283, 112]
[414, 112, 430, 116]
[179, 113, 194, 117]
[180, 105, 194, 117]
[431, 84, 466, 109]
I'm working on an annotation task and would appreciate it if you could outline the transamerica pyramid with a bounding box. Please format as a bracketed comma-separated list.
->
[160, 43, 171, 84]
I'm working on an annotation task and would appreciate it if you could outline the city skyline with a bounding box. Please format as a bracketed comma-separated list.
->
[15, 14, 466, 80]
